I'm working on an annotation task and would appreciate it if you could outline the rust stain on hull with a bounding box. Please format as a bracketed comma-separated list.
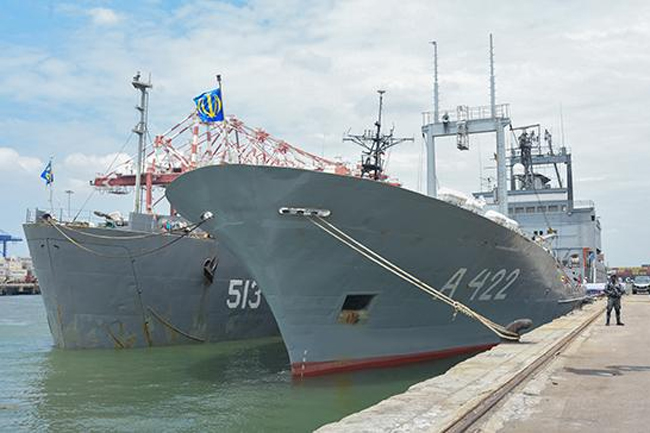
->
[147, 306, 206, 343]
[105, 322, 137, 349]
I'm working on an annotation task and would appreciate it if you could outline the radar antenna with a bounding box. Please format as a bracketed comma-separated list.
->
[344, 91, 413, 180]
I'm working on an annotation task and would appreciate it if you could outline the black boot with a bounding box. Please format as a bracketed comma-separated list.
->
[606, 315, 610, 326]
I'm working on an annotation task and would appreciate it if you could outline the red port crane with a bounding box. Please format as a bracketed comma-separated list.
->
[91, 112, 351, 213]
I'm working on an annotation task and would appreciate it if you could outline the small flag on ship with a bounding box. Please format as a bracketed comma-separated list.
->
[194, 88, 224, 122]
[40, 160, 54, 185]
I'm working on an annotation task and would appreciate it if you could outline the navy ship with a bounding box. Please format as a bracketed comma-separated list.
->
[166, 84, 588, 376]
[22, 73, 345, 349]
[23, 211, 279, 349]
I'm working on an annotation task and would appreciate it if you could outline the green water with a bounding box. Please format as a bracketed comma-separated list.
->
[0, 296, 472, 432]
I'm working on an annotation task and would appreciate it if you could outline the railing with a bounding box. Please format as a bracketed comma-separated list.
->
[507, 144, 572, 159]
[572, 200, 595, 209]
[25, 208, 108, 226]
[422, 104, 510, 126]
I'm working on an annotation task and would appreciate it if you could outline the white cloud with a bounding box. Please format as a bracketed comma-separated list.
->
[87, 8, 122, 26]
[64, 152, 132, 176]
[0, 147, 42, 174]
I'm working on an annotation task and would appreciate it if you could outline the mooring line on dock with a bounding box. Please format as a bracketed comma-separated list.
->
[442, 302, 605, 433]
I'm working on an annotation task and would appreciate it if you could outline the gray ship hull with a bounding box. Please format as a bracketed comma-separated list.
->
[24, 222, 279, 349]
[166, 165, 584, 376]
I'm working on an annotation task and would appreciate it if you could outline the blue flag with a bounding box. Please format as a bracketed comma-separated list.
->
[40, 161, 54, 185]
[194, 88, 224, 122]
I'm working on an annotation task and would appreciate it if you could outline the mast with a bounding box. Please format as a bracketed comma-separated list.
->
[491, 33, 508, 215]
[216, 74, 223, 112]
[375, 90, 385, 151]
[345, 91, 413, 180]
[489, 34, 496, 118]
[131, 71, 153, 214]
[431, 41, 439, 124]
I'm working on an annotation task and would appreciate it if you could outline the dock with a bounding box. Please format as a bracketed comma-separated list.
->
[0, 283, 40, 296]
[317, 296, 649, 432]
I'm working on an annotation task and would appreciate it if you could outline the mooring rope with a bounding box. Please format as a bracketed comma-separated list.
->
[308, 215, 520, 341]
[45, 218, 209, 259]
[56, 224, 164, 240]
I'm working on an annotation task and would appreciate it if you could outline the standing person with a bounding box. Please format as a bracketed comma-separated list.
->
[604, 274, 625, 326]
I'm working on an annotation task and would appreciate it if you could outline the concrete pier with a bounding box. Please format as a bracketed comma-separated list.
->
[478, 295, 650, 432]
[316, 297, 645, 432]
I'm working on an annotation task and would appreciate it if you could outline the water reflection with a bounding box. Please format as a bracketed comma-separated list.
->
[34, 338, 287, 431]
[4, 297, 479, 432]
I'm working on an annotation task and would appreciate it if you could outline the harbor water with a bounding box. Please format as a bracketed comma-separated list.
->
[0, 296, 474, 432]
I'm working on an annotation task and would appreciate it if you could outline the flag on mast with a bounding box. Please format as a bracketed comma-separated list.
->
[40, 160, 54, 185]
[194, 88, 225, 122]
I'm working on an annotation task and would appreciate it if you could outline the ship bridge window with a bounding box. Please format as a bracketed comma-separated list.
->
[525, 206, 536, 213]
[536, 206, 546, 213]
[514, 207, 525, 214]
[548, 205, 559, 212]
[338, 294, 375, 325]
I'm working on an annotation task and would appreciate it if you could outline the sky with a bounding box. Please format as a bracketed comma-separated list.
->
[0, 0, 648, 265]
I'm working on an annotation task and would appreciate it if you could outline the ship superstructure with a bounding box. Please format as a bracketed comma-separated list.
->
[421, 36, 605, 284]
[473, 125, 606, 283]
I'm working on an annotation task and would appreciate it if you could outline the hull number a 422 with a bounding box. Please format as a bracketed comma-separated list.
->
[441, 268, 520, 301]
[226, 279, 262, 309]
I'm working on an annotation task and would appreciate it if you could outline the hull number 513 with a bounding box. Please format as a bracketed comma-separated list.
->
[227, 279, 262, 309]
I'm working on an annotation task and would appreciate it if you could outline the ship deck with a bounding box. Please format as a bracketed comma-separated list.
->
[317, 295, 650, 432]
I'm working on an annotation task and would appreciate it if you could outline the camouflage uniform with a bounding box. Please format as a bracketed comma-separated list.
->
[604, 279, 625, 325]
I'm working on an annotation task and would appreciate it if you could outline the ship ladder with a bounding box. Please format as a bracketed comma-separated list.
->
[307, 215, 521, 342]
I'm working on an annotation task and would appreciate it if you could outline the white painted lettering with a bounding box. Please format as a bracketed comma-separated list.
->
[248, 281, 262, 309]
[441, 268, 467, 298]
[480, 269, 506, 301]
[494, 269, 520, 300]
[226, 279, 243, 309]
[469, 269, 491, 301]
